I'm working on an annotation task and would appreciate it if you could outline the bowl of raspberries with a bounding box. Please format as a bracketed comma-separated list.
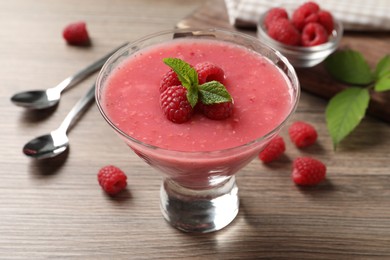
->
[257, 1, 343, 68]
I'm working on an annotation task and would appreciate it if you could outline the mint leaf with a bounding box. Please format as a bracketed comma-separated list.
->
[324, 50, 374, 85]
[163, 57, 199, 107]
[375, 55, 390, 79]
[186, 87, 199, 108]
[198, 81, 233, 105]
[374, 72, 390, 92]
[163, 58, 198, 88]
[326, 87, 370, 149]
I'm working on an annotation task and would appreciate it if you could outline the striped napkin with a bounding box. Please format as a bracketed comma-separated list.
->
[224, 0, 390, 31]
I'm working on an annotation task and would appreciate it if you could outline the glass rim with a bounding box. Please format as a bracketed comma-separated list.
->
[95, 27, 301, 155]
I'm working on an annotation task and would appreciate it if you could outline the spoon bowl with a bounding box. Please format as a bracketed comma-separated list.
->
[11, 43, 127, 110]
[23, 130, 69, 159]
[23, 83, 96, 159]
[11, 89, 61, 110]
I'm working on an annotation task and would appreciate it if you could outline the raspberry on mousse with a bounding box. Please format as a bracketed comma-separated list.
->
[160, 58, 234, 123]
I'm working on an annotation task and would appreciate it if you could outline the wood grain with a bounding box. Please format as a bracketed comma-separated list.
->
[0, 0, 389, 259]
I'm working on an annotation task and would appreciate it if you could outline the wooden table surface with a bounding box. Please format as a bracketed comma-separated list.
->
[1, 0, 389, 259]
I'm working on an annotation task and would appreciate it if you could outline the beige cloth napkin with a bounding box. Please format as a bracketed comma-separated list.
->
[225, 0, 390, 31]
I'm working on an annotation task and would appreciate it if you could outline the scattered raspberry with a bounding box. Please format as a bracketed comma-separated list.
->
[258, 135, 286, 163]
[289, 121, 318, 148]
[160, 85, 193, 123]
[292, 157, 326, 186]
[62, 21, 90, 46]
[267, 18, 301, 46]
[160, 69, 181, 93]
[199, 101, 233, 120]
[318, 10, 334, 34]
[97, 165, 127, 195]
[301, 22, 328, 47]
[291, 2, 320, 31]
[264, 7, 289, 29]
[194, 62, 225, 85]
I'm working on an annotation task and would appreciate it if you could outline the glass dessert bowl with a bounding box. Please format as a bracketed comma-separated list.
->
[96, 28, 300, 233]
[257, 11, 343, 68]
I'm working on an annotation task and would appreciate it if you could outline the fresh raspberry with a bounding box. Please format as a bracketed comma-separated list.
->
[267, 18, 301, 46]
[62, 21, 90, 46]
[292, 157, 326, 186]
[264, 7, 289, 29]
[292, 2, 320, 31]
[301, 22, 328, 46]
[258, 135, 286, 163]
[97, 165, 127, 195]
[194, 62, 225, 85]
[160, 69, 181, 93]
[288, 121, 318, 148]
[318, 10, 334, 34]
[199, 101, 233, 120]
[160, 85, 193, 123]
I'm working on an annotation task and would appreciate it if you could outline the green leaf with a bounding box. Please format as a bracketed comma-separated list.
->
[326, 87, 370, 149]
[198, 81, 233, 105]
[163, 58, 198, 89]
[374, 55, 390, 79]
[163, 57, 199, 107]
[186, 87, 199, 108]
[374, 72, 390, 92]
[324, 50, 374, 85]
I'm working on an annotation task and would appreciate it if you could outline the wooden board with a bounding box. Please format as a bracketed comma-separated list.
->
[177, 0, 390, 122]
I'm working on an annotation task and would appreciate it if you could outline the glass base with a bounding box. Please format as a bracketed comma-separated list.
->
[160, 176, 239, 233]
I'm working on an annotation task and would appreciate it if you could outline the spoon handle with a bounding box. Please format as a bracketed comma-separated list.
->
[55, 42, 128, 93]
[58, 83, 96, 133]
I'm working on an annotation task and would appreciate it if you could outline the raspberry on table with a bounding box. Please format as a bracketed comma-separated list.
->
[97, 165, 127, 196]
[267, 18, 301, 46]
[301, 22, 328, 47]
[292, 157, 326, 186]
[288, 121, 318, 148]
[160, 85, 193, 123]
[160, 69, 181, 93]
[291, 1, 320, 31]
[258, 135, 286, 163]
[194, 62, 225, 85]
[264, 7, 289, 29]
[62, 21, 90, 46]
[199, 101, 233, 120]
[318, 10, 334, 34]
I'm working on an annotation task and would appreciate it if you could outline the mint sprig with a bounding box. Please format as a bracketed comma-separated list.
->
[324, 50, 390, 149]
[163, 58, 232, 107]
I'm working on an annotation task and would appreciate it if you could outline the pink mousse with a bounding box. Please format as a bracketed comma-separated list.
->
[102, 39, 293, 152]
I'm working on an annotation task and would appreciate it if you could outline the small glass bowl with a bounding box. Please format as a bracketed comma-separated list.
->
[257, 12, 343, 68]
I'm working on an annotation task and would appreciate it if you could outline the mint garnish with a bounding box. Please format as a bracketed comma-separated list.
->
[324, 50, 390, 149]
[163, 58, 232, 107]
[199, 81, 232, 105]
[163, 58, 199, 107]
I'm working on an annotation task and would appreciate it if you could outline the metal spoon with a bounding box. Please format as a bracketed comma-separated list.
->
[23, 83, 96, 159]
[11, 43, 127, 110]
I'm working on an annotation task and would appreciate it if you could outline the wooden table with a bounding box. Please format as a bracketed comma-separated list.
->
[1, 0, 389, 259]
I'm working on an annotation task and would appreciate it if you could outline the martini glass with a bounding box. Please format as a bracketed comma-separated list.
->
[95, 28, 300, 233]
